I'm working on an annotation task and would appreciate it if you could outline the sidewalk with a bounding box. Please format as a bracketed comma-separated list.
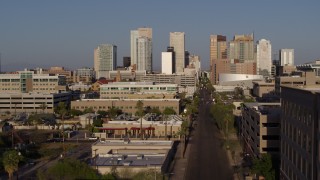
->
[169, 138, 192, 180]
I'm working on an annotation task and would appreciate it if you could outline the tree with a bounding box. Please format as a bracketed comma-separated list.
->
[135, 100, 145, 139]
[70, 108, 83, 117]
[177, 121, 189, 158]
[251, 154, 275, 180]
[39, 102, 47, 114]
[54, 102, 68, 153]
[97, 110, 108, 117]
[150, 107, 161, 116]
[83, 107, 94, 114]
[162, 107, 176, 139]
[37, 158, 100, 180]
[3, 150, 22, 180]
[108, 107, 122, 119]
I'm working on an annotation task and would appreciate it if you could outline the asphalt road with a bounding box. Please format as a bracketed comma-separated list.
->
[185, 88, 233, 180]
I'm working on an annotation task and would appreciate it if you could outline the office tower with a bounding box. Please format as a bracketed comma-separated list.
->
[170, 32, 185, 73]
[137, 37, 152, 72]
[123, 57, 131, 68]
[130, 27, 152, 72]
[280, 49, 294, 66]
[185, 51, 190, 68]
[228, 33, 255, 62]
[280, 86, 320, 180]
[94, 44, 117, 79]
[162, 52, 173, 74]
[188, 55, 201, 72]
[210, 35, 228, 84]
[256, 39, 272, 76]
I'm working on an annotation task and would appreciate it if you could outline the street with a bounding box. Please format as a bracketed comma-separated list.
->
[184, 88, 233, 180]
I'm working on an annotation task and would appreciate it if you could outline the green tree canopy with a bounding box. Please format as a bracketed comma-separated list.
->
[3, 150, 23, 180]
[37, 158, 100, 180]
[70, 108, 83, 116]
[55, 102, 68, 118]
[251, 154, 275, 180]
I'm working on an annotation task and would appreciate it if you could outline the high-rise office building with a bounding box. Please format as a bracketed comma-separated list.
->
[228, 33, 255, 62]
[130, 27, 152, 72]
[123, 57, 131, 68]
[210, 35, 228, 84]
[94, 44, 117, 79]
[256, 39, 272, 76]
[280, 85, 320, 180]
[137, 37, 152, 72]
[280, 49, 294, 66]
[161, 52, 173, 74]
[170, 32, 185, 73]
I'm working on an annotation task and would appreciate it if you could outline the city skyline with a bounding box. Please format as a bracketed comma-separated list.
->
[0, 1, 319, 72]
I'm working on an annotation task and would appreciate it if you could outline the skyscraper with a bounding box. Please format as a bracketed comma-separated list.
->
[130, 27, 152, 72]
[137, 37, 152, 71]
[228, 33, 255, 62]
[170, 32, 185, 73]
[210, 35, 227, 84]
[256, 39, 272, 76]
[280, 49, 294, 66]
[123, 57, 131, 68]
[94, 44, 117, 79]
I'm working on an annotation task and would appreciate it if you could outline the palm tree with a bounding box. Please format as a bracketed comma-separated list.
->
[162, 107, 176, 139]
[39, 102, 47, 114]
[3, 150, 22, 180]
[135, 101, 145, 139]
[55, 102, 68, 154]
[177, 121, 189, 158]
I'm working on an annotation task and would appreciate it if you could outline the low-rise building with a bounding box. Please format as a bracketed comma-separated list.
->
[0, 92, 71, 114]
[140, 74, 197, 87]
[71, 99, 180, 115]
[275, 71, 320, 95]
[0, 70, 66, 93]
[91, 140, 174, 176]
[93, 115, 183, 138]
[241, 102, 281, 157]
[252, 81, 275, 98]
[99, 82, 178, 99]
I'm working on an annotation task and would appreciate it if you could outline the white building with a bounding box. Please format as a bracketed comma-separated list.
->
[137, 37, 152, 72]
[188, 54, 201, 73]
[256, 39, 272, 76]
[170, 32, 185, 73]
[162, 52, 173, 74]
[280, 49, 294, 66]
[131, 27, 152, 72]
[94, 44, 117, 78]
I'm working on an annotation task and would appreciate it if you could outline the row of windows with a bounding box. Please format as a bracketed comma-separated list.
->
[74, 106, 177, 110]
[33, 83, 57, 86]
[101, 87, 176, 91]
[1, 88, 20, 91]
[281, 141, 312, 179]
[282, 122, 312, 153]
[0, 83, 20, 86]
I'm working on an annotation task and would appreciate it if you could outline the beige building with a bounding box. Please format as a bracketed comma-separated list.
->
[93, 116, 183, 138]
[280, 86, 320, 180]
[210, 35, 228, 83]
[229, 33, 255, 63]
[170, 32, 185, 73]
[91, 140, 173, 176]
[71, 99, 180, 115]
[0, 70, 66, 93]
[275, 71, 320, 95]
[99, 82, 178, 99]
[252, 81, 275, 98]
[0, 92, 71, 114]
[140, 74, 197, 87]
[43, 66, 73, 83]
[241, 102, 281, 157]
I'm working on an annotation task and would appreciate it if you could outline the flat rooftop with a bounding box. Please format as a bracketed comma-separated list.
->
[76, 99, 180, 102]
[93, 140, 173, 147]
[95, 154, 165, 166]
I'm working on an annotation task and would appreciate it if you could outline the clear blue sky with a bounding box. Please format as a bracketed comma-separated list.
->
[0, 1, 319, 72]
